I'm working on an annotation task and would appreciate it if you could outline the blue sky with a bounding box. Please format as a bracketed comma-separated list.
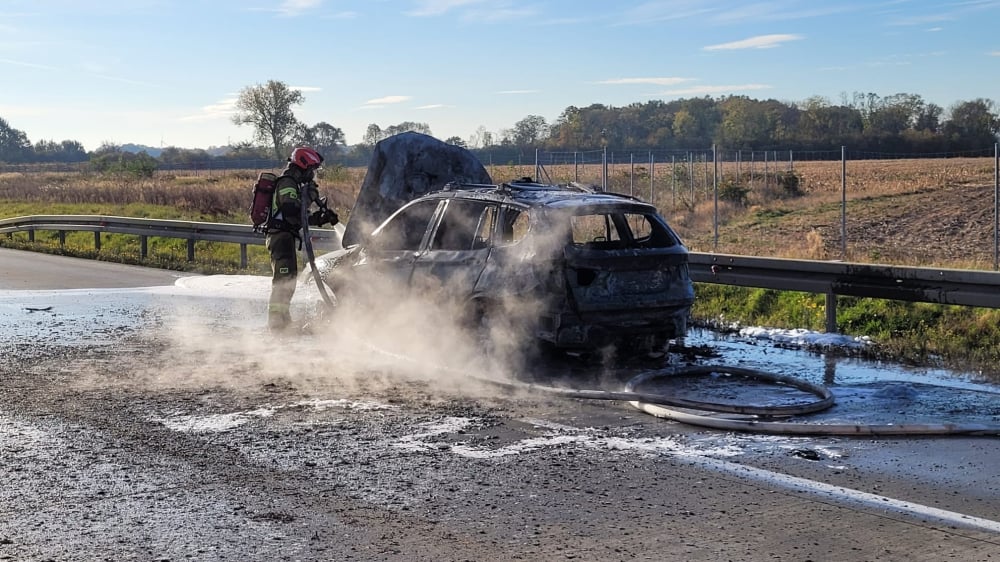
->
[2, 0, 998, 152]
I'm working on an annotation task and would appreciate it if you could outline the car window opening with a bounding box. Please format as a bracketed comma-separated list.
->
[498, 208, 530, 245]
[432, 200, 496, 251]
[570, 212, 677, 249]
[373, 199, 440, 251]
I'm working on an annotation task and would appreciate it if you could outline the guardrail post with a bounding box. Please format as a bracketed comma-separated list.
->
[28, 230, 35, 243]
[58, 230, 66, 247]
[825, 292, 838, 333]
[94, 232, 101, 251]
[240, 244, 248, 268]
[140, 236, 148, 259]
[187, 239, 195, 262]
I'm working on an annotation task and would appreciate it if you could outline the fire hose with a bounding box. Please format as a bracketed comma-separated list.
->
[300, 184, 335, 309]
[344, 332, 1000, 436]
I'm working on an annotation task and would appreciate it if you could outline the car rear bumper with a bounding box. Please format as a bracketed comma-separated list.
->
[541, 304, 692, 349]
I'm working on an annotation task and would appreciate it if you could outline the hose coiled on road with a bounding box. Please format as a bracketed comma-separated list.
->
[341, 325, 1000, 436]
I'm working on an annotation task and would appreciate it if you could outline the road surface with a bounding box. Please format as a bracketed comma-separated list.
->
[1, 250, 999, 561]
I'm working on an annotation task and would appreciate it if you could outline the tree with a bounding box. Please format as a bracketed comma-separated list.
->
[444, 136, 467, 147]
[231, 80, 305, 160]
[716, 96, 777, 149]
[944, 99, 999, 148]
[0, 117, 31, 163]
[467, 125, 493, 148]
[796, 98, 863, 148]
[226, 141, 272, 160]
[293, 121, 346, 159]
[914, 103, 943, 132]
[362, 124, 383, 147]
[511, 115, 548, 147]
[672, 110, 700, 147]
[159, 146, 212, 166]
[382, 121, 432, 138]
[32, 139, 87, 163]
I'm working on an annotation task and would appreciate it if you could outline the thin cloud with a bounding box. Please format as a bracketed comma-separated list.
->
[597, 77, 694, 86]
[0, 58, 58, 71]
[704, 34, 803, 51]
[364, 95, 411, 105]
[661, 83, 771, 96]
[889, 12, 956, 25]
[275, 0, 324, 17]
[617, 2, 714, 25]
[405, 0, 488, 17]
[321, 11, 358, 19]
[459, 7, 537, 22]
[710, 4, 855, 24]
[181, 97, 237, 122]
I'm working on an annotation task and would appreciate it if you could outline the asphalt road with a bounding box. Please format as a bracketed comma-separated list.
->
[2, 251, 999, 561]
[0, 247, 189, 290]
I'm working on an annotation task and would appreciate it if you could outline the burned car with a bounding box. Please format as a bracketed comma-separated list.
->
[316, 180, 694, 354]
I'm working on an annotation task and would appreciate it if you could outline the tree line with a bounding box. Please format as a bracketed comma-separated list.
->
[2, 80, 998, 168]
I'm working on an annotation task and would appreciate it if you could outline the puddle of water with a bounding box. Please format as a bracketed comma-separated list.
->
[685, 327, 1000, 392]
[678, 327, 1000, 427]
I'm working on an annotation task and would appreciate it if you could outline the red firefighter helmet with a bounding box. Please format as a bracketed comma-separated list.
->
[290, 146, 324, 169]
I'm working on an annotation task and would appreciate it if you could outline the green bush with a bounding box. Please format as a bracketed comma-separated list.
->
[717, 179, 750, 205]
[90, 152, 158, 179]
[774, 170, 803, 197]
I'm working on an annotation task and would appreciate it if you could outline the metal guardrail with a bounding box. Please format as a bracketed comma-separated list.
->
[689, 253, 1000, 332]
[0, 215, 341, 268]
[4, 215, 1000, 333]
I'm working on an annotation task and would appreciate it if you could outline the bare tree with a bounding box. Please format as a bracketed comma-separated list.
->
[232, 80, 304, 160]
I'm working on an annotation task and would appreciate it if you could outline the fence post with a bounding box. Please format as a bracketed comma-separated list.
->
[703, 151, 709, 196]
[649, 151, 654, 205]
[713, 144, 719, 251]
[841, 146, 848, 260]
[994, 142, 999, 271]
[763, 150, 769, 189]
[629, 153, 634, 196]
[688, 152, 694, 203]
[671, 155, 676, 208]
[602, 147, 608, 191]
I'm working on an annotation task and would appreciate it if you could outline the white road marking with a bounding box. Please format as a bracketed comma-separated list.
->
[681, 452, 1000, 534]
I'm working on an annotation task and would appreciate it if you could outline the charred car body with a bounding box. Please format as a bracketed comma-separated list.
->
[313, 133, 695, 353]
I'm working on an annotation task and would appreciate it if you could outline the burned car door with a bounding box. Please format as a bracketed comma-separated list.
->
[410, 198, 497, 297]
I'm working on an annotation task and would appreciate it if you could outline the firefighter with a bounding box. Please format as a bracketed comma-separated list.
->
[265, 146, 338, 332]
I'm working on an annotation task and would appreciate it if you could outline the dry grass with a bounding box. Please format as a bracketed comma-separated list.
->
[2, 156, 996, 270]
